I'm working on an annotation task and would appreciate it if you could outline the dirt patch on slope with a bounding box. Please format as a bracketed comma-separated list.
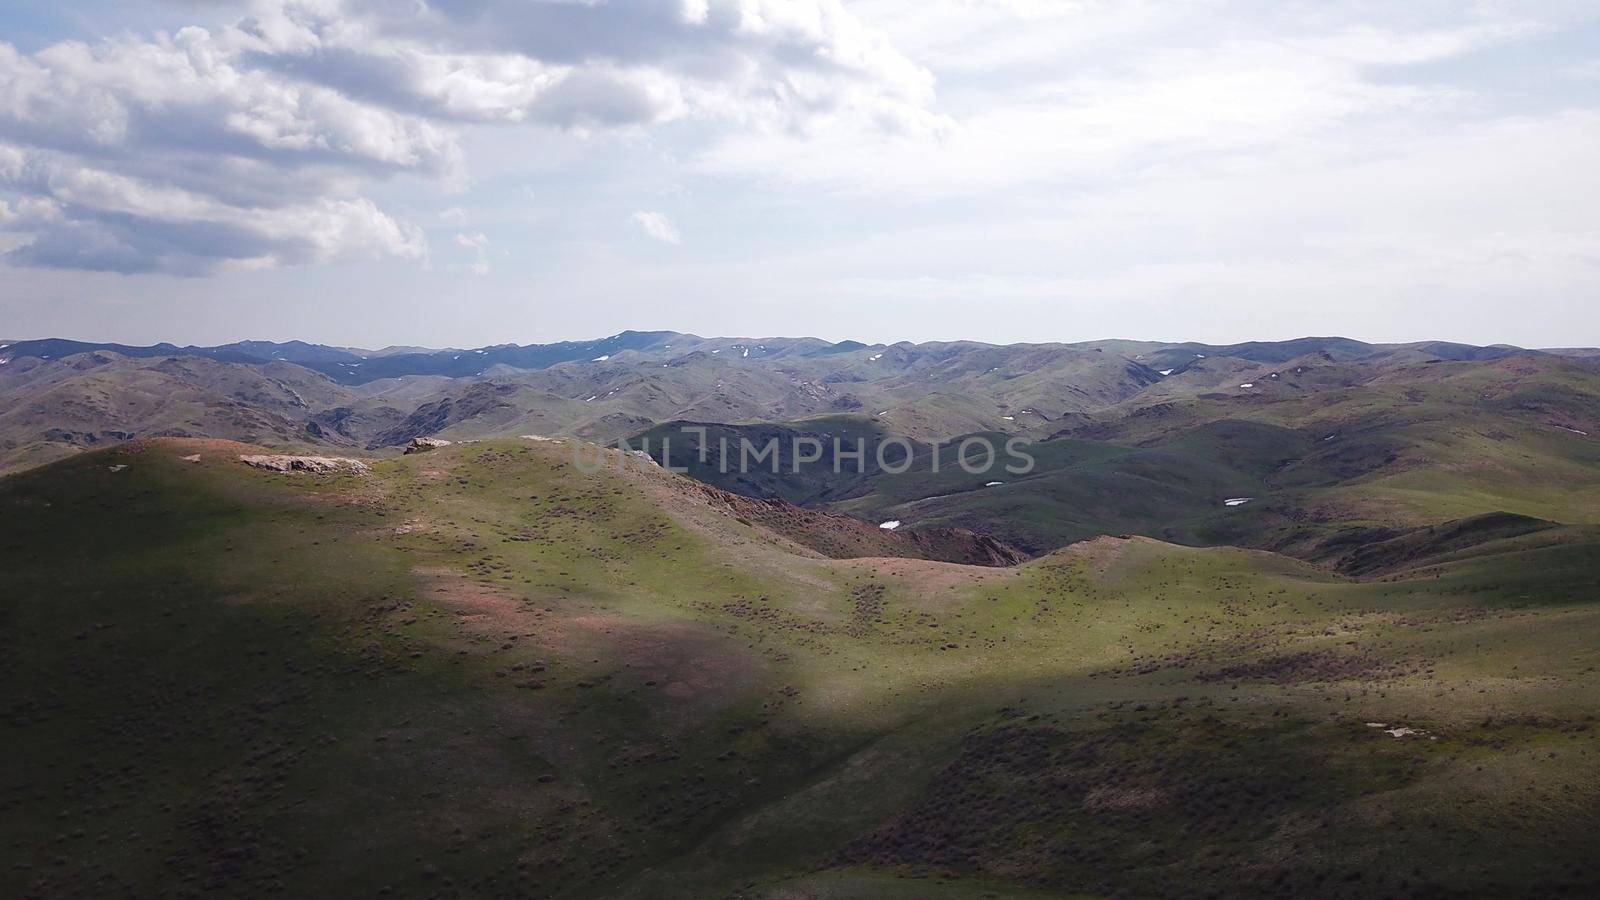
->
[412, 566, 760, 714]
[414, 566, 529, 631]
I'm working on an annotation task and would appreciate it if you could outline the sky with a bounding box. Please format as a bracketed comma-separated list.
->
[0, 0, 1597, 350]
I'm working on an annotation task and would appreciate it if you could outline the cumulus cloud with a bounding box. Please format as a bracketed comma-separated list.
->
[0, 0, 933, 274]
[0, 139, 425, 274]
[323, 0, 940, 130]
[0, 22, 453, 274]
[632, 211, 682, 245]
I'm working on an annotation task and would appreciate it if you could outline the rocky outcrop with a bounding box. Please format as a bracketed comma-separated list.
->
[403, 437, 453, 454]
[239, 454, 370, 474]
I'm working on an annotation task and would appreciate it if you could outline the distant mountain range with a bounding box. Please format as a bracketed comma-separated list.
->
[5, 332, 1593, 386]
[0, 331, 683, 384]
[4, 331, 1599, 481]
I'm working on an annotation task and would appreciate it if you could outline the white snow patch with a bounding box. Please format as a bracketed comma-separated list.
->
[107, 464, 127, 472]
[712, 349, 722, 354]
[986, 481, 1004, 486]
[876, 410, 889, 416]
[1553, 425, 1589, 436]
[869, 353, 883, 361]
[1158, 369, 1174, 376]
[742, 348, 749, 358]
[1195, 353, 1206, 358]
[1239, 383, 1254, 388]
[1001, 415, 1015, 420]
[584, 395, 597, 402]
[474, 349, 486, 354]
[592, 355, 610, 361]
[878, 520, 902, 530]
[1224, 497, 1253, 507]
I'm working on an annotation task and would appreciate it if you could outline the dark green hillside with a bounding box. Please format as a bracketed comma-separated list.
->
[830, 420, 1327, 554]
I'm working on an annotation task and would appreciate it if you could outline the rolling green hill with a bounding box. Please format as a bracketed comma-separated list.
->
[3, 437, 1597, 897]
[820, 355, 1600, 561]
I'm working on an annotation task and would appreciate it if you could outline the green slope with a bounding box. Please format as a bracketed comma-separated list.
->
[821, 357, 1600, 560]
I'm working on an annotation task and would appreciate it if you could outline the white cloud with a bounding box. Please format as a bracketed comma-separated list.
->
[0, 140, 424, 274]
[234, 0, 940, 132]
[0, 23, 453, 273]
[454, 230, 490, 275]
[632, 211, 682, 245]
[0, 0, 932, 274]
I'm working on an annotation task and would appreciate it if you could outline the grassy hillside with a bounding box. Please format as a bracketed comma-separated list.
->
[825, 356, 1600, 561]
[3, 438, 1597, 897]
